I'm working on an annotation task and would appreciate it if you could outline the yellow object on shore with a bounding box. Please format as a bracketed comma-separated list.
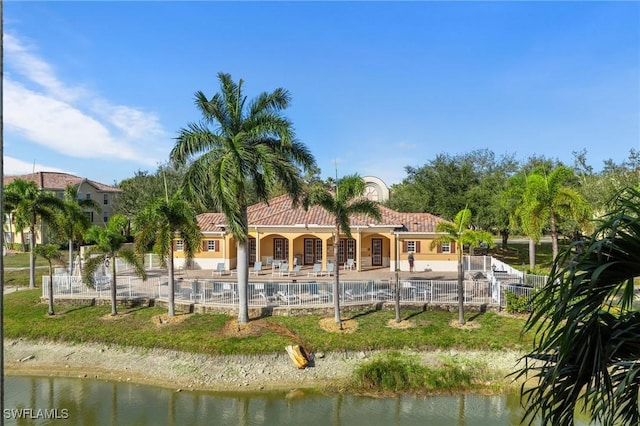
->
[286, 345, 309, 369]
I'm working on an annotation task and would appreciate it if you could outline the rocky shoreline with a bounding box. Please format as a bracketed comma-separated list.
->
[4, 339, 525, 394]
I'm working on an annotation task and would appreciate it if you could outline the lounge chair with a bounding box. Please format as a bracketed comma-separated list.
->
[277, 289, 300, 304]
[250, 261, 263, 276]
[212, 262, 228, 276]
[344, 258, 355, 270]
[285, 265, 303, 276]
[307, 263, 322, 277]
[308, 282, 330, 302]
[320, 263, 334, 277]
[277, 263, 291, 277]
[257, 283, 278, 304]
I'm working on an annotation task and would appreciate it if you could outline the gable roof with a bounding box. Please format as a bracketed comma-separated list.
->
[196, 194, 446, 233]
[3, 172, 121, 193]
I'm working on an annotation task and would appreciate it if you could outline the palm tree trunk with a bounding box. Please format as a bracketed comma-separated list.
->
[333, 226, 342, 328]
[237, 241, 249, 324]
[47, 268, 55, 315]
[110, 256, 118, 316]
[29, 225, 36, 288]
[549, 211, 559, 260]
[168, 248, 175, 317]
[457, 245, 465, 325]
[68, 238, 74, 275]
[529, 238, 536, 271]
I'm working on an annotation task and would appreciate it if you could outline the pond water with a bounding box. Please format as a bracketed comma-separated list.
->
[4, 376, 591, 425]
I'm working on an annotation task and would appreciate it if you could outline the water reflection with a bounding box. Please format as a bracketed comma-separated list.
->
[4, 376, 590, 425]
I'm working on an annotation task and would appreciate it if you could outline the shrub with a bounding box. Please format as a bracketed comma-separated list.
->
[505, 290, 532, 314]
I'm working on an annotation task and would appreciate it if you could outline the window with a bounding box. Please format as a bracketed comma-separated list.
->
[402, 241, 421, 253]
[103, 194, 109, 205]
[441, 242, 451, 253]
[103, 213, 109, 223]
[176, 240, 184, 251]
[85, 211, 94, 222]
[57, 191, 64, 199]
[204, 240, 218, 252]
[85, 193, 92, 200]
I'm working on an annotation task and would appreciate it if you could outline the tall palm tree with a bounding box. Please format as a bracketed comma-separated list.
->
[515, 187, 640, 426]
[82, 214, 147, 316]
[305, 174, 382, 328]
[430, 209, 493, 325]
[56, 185, 101, 275]
[4, 179, 65, 288]
[133, 192, 201, 317]
[170, 72, 315, 324]
[522, 165, 591, 262]
[34, 244, 65, 316]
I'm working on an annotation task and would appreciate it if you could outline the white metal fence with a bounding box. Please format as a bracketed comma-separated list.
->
[44, 275, 548, 310]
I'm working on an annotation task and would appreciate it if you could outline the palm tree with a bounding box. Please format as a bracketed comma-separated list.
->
[430, 209, 493, 325]
[82, 214, 147, 316]
[35, 244, 65, 315]
[133, 193, 201, 317]
[170, 72, 315, 324]
[305, 174, 382, 328]
[515, 187, 640, 426]
[56, 185, 101, 275]
[4, 179, 65, 288]
[522, 165, 591, 261]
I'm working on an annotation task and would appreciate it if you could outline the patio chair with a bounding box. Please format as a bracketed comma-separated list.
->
[212, 262, 228, 276]
[308, 281, 330, 302]
[250, 261, 263, 276]
[206, 282, 226, 300]
[285, 265, 303, 277]
[344, 258, 355, 270]
[190, 280, 203, 302]
[277, 263, 291, 277]
[307, 263, 322, 277]
[277, 288, 300, 304]
[257, 283, 278, 305]
[320, 262, 334, 277]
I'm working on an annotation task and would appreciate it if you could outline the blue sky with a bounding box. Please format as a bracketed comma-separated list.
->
[4, 1, 639, 188]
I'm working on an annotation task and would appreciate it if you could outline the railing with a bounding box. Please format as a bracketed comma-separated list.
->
[44, 274, 549, 310]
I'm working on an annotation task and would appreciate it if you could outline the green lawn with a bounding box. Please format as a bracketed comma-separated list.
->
[4, 289, 532, 356]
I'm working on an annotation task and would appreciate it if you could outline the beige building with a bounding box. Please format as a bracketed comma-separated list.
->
[3, 172, 122, 246]
[175, 194, 460, 273]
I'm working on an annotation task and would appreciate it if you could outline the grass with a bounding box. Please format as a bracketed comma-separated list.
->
[4, 288, 533, 356]
[490, 240, 556, 274]
[350, 351, 482, 394]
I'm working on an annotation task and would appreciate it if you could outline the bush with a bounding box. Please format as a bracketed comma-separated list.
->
[352, 352, 476, 393]
[505, 290, 532, 314]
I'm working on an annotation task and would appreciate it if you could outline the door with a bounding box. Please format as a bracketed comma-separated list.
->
[372, 238, 382, 266]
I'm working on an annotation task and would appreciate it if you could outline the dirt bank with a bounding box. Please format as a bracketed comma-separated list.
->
[4, 339, 525, 394]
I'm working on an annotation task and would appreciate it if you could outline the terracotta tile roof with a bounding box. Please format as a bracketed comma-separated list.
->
[3, 172, 121, 193]
[196, 194, 446, 233]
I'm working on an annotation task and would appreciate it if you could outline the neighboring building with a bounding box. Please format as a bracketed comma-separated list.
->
[362, 176, 390, 202]
[3, 172, 122, 246]
[174, 194, 459, 273]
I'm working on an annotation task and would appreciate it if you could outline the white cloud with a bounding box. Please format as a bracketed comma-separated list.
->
[3, 32, 169, 167]
[3, 156, 70, 176]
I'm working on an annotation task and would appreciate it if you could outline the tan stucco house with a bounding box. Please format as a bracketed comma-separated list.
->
[175, 194, 460, 273]
[3, 172, 122, 246]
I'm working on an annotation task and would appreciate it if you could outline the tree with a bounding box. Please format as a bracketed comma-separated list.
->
[515, 187, 640, 426]
[35, 244, 65, 316]
[170, 72, 315, 324]
[306, 174, 382, 327]
[522, 165, 591, 261]
[4, 179, 65, 288]
[56, 185, 101, 275]
[430, 209, 493, 325]
[82, 214, 147, 316]
[133, 193, 201, 317]
[113, 163, 187, 218]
